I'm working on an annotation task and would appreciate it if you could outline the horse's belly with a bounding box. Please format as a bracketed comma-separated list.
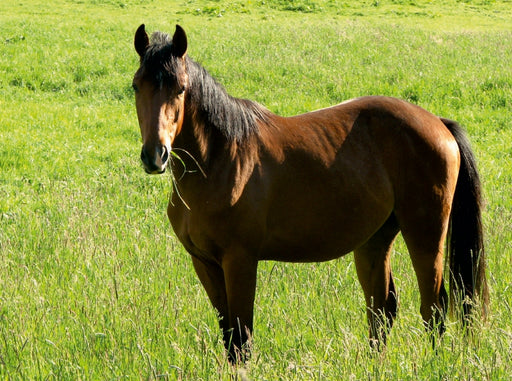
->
[259, 204, 392, 262]
[259, 239, 354, 262]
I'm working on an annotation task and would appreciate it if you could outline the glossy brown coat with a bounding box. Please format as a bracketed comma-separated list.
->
[133, 24, 488, 362]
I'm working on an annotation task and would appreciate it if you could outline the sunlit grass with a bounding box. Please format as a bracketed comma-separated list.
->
[0, 0, 511, 378]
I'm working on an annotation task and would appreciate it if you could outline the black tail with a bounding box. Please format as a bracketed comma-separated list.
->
[441, 118, 489, 320]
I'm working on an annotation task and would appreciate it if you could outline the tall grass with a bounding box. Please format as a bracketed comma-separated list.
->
[1, 0, 511, 378]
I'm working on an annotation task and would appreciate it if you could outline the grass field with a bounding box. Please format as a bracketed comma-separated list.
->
[1, 0, 511, 379]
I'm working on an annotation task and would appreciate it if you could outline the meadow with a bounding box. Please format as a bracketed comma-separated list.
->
[1, 0, 511, 379]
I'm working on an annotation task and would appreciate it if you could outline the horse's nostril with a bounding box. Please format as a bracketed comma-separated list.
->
[140, 145, 169, 174]
[161, 145, 169, 165]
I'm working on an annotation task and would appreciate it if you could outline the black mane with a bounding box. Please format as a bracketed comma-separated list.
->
[186, 58, 272, 142]
[144, 31, 272, 142]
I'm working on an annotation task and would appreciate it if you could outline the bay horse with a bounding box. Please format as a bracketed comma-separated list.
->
[132, 24, 488, 362]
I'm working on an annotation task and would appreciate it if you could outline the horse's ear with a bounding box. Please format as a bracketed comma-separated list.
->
[135, 24, 149, 58]
[172, 25, 188, 58]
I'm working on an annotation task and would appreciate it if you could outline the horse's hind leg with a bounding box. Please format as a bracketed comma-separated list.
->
[397, 206, 450, 337]
[354, 214, 400, 348]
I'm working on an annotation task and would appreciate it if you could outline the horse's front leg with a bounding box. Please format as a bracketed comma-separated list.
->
[222, 250, 258, 363]
[190, 257, 230, 343]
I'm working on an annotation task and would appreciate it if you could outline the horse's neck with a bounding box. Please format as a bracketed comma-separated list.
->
[173, 61, 272, 202]
[172, 107, 260, 208]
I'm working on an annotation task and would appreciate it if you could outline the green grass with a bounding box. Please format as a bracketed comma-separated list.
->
[1, 0, 511, 379]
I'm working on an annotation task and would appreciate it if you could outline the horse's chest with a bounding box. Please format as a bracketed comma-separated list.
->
[168, 209, 214, 259]
[168, 201, 260, 264]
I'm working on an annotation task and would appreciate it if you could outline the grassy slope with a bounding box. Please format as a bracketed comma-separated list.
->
[0, 0, 511, 379]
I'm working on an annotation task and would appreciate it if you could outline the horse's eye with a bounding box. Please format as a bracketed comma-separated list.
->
[132, 83, 139, 92]
[178, 86, 185, 95]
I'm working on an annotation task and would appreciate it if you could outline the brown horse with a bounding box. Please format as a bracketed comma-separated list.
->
[132, 24, 488, 362]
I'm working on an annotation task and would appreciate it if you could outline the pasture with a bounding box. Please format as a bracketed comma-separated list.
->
[1, 0, 511, 379]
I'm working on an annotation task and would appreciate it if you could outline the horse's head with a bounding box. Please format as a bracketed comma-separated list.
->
[133, 24, 188, 174]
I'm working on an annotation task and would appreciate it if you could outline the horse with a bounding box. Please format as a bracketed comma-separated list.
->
[132, 24, 488, 362]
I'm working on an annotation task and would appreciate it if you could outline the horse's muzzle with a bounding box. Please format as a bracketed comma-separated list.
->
[140, 144, 170, 174]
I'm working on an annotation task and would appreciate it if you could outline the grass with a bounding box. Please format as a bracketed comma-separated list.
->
[1, 0, 511, 378]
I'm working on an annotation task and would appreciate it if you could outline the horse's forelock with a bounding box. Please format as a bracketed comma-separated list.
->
[141, 32, 183, 85]
[150, 31, 171, 46]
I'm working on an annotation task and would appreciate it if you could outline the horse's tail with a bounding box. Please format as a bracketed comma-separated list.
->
[442, 117, 489, 320]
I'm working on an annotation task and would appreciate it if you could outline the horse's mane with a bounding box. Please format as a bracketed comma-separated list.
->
[186, 59, 272, 142]
[145, 31, 272, 142]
